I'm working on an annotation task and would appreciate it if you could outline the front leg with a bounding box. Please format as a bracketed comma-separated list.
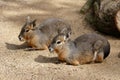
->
[58, 54, 66, 62]
[24, 47, 40, 51]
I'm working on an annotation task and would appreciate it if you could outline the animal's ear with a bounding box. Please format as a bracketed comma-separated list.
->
[26, 16, 31, 23]
[63, 32, 71, 41]
[29, 19, 36, 30]
[31, 19, 37, 27]
[63, 33, 70, 41]
[26, 16, 36, 27]
[59, 28, 67, 34]
[28, 19, 37, 30]
[59, 28, 71, 39]
[66, 32, 71, 39]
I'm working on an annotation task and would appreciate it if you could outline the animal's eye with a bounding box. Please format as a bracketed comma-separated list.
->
[25, 29, 29, 32]
[56, 40, 61, 44]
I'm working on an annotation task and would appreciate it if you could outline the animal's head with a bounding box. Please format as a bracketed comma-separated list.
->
[48, 33, 70, 53]
[18, 16, 36, 41]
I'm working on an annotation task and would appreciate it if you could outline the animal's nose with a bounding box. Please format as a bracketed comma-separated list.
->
[48, 46, 54, 53]
[18, 35, 21, 40]
[18, 35, 23, 41]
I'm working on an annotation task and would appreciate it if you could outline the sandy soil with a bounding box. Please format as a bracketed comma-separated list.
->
[0, 0, 120, 80]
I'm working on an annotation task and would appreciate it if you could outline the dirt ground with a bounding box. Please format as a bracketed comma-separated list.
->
[0, 0, 120, 80]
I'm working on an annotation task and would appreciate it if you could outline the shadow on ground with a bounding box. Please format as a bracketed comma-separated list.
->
[35, 55, 58, 64]
[5, 42, 28, 50]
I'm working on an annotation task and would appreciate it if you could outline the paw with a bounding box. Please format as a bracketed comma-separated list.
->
[24, 48, 38, 51]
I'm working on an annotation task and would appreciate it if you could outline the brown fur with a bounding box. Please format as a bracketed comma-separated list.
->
[18, 17, 71, 50]
[49, 33, 110, 65]
[95, 52, 104, 63]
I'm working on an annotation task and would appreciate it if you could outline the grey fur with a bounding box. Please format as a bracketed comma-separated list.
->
[18, 17, 71, 50]
[49, 33, 110, 65]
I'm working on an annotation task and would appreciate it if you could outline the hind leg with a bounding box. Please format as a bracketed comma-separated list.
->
[92, 51, 98, 62]
[34, 43, 48, 50]
[66, 57, 79, 66]
[31, 39, 48, 50]
[68, 60, 80, 66]
[95, 51, 104, 63]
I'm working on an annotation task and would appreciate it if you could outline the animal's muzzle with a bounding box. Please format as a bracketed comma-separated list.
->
[18, 35, 24, 41]
[48, 45, 54, 53]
